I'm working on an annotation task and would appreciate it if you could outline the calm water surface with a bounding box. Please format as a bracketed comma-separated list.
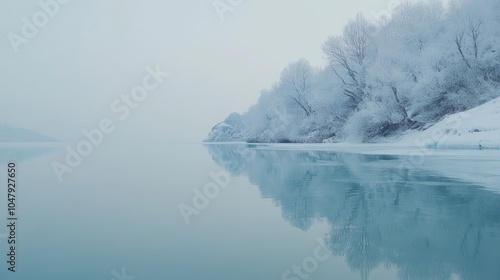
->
[0, 143, 499, 280]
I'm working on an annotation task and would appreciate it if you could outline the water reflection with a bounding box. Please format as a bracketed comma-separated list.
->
[206, 144, 500, 280]
[0, 146, 57, 162]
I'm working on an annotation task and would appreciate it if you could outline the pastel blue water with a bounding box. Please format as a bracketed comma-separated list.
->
[0, 143, 499, 280]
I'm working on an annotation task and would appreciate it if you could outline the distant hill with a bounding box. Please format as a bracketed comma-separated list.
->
[0, 124, 55, 142]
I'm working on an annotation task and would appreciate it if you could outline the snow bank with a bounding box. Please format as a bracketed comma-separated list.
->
[398, 97, 500, 149]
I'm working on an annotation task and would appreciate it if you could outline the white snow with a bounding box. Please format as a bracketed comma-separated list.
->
[244, 95, 500, 192]
[398, 97, 500, 149]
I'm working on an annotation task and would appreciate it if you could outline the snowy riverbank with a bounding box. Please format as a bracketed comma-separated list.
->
[397, 97, 500, 149]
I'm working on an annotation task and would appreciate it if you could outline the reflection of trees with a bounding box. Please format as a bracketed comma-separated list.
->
[205, 144, 500, 280]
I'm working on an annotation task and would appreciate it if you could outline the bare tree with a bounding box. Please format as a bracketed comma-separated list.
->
[279, 58, 314, 118]
[455, 31, 472, 69]
[468, 15, 482, 60]
[323, 13, 373, 104]
[390, 85, 414, 126]
[343, 13, 371, 64]
[450, 0, 484, 67]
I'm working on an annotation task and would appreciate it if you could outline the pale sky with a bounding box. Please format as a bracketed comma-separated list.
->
[0, 0, 402, 143]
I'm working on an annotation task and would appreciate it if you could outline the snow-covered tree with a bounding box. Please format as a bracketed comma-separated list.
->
[277, 58, 315, 118]
[206, 0, 500, 143]
[323, 13, 374, 106]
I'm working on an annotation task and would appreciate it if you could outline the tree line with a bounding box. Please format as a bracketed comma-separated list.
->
[207, 0, 500, 143]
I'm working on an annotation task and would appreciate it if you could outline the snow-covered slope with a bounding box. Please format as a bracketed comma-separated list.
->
[398, 97, 500, 149]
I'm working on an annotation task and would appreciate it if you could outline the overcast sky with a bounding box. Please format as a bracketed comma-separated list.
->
[0, 0, 404, 143]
